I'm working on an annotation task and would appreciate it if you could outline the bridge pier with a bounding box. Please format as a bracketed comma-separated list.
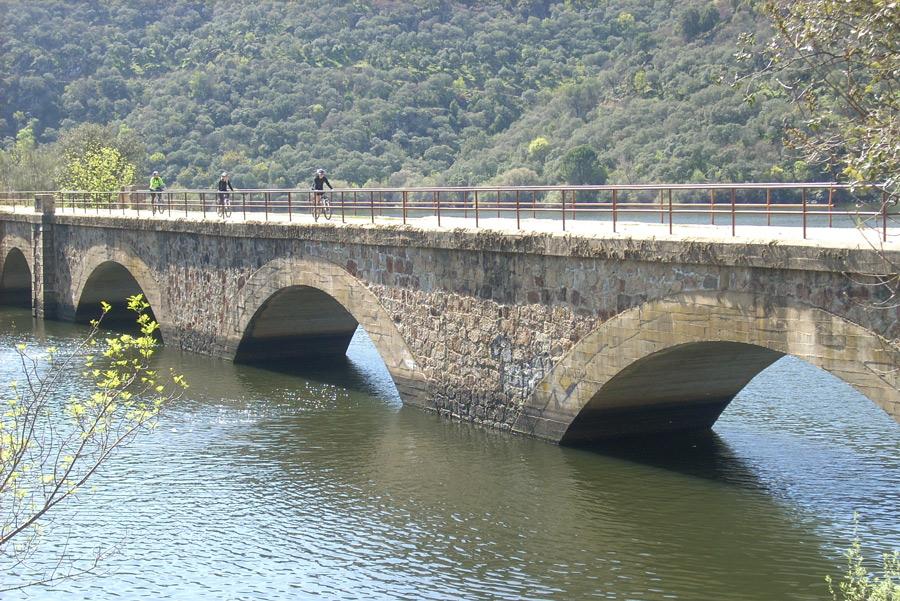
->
[31, 194, 58, 319]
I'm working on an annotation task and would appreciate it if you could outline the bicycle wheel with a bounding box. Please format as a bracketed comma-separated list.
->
[322, 193, 332, 220]
[312, 195, 320, 222]
[223, 196, 232, 218]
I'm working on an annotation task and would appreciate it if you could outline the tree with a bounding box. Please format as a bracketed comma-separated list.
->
[1, 295, 186, 592]
[679, 8, 703, 41]
[825, 516, 900, 601]
[490, 166, 540, 187]
[740, 0, 899, 309]
[60, 145, 136, 193]
[527, 136, 550, 161]
[559, 145, 607, 185]
[752, 0, 898, 199]
[0, 121, 58, 191]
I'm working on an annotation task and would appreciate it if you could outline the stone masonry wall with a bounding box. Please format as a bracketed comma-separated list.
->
[3, 212, 898, 434]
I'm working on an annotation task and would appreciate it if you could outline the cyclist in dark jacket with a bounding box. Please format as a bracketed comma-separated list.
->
[217, 172, 234, 206]
[311, 168, 333, 213]
[312, 168, 332, 192]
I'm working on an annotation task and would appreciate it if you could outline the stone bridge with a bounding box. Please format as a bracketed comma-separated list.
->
[1, 200, 898, 443]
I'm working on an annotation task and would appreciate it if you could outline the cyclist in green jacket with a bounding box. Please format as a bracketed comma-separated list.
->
[149, 171, 166, 213]
[149, 171, 165, 205]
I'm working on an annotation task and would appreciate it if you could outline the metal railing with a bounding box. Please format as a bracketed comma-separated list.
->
[0, 183, 896, 242]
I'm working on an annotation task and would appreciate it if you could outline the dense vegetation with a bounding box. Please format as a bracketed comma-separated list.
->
[0, 0, 821, 190]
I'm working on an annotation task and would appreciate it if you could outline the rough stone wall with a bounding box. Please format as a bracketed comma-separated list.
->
[3, 213, 898, 435]
[0, 216, 36, 276]
[0, 214, 40, 313]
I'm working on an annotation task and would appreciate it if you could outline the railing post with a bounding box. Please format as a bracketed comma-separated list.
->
[474, 190, 479, 228]
[264, 192, 269, 221]
[802, 187, 808, 239]
[730, 187, 736, 237]
[710, 189, 715, 225]
[828, 187, 834, 228]
[561, 189, 566, 232]
[572, 189, 576, 221]
[532, 190, 536, 219]
[436, 190, 441, 227]
[497, 190, 501, 219]
[668, 188, 673, 235]
[183, 192, 187, 216]
[287, 192, 292, 222]
[766, 187, 772, 226]
[241, 192, 246, 220]
[201, 192, 206, 219]
[402, 190, 407, 224]
[370, 190, 375, 223]
[341, 191, 346, 223]
[659, 189, 664, 224]
[883, 190, 889, 243]
[515, 189, 520, 230]
[612, 188, 618, 233]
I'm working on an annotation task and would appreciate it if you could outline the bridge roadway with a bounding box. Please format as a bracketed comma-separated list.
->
[1, 198, 898, 442]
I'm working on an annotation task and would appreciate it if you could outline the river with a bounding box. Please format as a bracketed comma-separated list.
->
[1, 306, 897, 600]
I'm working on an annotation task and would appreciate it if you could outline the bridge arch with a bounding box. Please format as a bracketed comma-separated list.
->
[71, 246, 169, 341]
[518, 291, 900, 443]
[228, 256, 427, 406]
[0, 245, 33, 307]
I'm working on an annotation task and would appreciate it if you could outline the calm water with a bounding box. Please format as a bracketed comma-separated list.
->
[1, 306, 897, 600]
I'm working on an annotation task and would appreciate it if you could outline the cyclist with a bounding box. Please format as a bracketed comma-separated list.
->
[311, 168, 333, 205]
[149, 170, 165, 212]
[217, 172, 234, 212]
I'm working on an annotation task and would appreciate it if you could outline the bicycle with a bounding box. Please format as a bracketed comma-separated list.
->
[311, 190, 332, 222]
[217, 193, 232, 219]
[150, 189, 164, 215]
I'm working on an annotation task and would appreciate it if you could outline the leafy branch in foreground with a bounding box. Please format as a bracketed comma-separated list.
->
[826, 516, 900, 601]
[0, 294, 187, 592]
[744, 0, 898, 197]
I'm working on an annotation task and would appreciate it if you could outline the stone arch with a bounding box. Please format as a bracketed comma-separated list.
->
[0, 246, 33, 307]
[227, 256, 427, 406]
[71, 245, 170, 342]
[518, 291, 900, 443]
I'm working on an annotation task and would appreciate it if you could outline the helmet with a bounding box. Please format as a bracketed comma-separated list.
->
[316, 168, 325, 176]
[221, 172, 228, 177]
[152, 170, 159, 176]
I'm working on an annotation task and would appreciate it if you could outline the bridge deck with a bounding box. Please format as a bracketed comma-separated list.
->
[1, 204, 896, 252]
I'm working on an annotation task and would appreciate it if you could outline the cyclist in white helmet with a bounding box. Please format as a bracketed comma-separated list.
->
[312, 168, 332, 194]
[217, 172, 234, 210]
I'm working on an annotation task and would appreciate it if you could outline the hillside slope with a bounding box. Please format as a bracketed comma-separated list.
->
[0, 0, 811, 188]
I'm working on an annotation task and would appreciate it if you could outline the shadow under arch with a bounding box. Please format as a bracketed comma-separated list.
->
[228, 256, 427, 406]
[235, 285, 361, 361]
[518, 291, 900, 444]
[75, 261, 161, 336]
[71, 247, 168, 343]
[0, 247, 32, 307]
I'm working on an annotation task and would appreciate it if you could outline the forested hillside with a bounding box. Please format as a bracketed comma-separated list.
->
[0, 0, 817, 189]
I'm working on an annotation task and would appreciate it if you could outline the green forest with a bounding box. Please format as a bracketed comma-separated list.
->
[0, 0, 819, 190]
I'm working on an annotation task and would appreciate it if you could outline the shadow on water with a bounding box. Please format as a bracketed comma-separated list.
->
[566, 428, 770, 491]
[236, 354, 388, 398]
